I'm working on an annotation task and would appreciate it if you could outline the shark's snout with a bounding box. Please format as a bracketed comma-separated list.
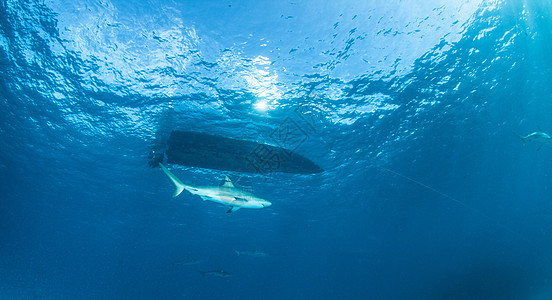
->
[262, 201, 272, 207]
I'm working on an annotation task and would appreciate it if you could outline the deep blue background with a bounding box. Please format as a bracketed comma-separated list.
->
[1, 0, 552, 299]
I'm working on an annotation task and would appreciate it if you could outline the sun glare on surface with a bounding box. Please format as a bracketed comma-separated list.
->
[253, 101, 268, 112]
[242, 55, 282, 113]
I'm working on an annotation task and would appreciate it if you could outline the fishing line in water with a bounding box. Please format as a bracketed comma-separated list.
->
[371, 164, 515, 234]
[373, 165, 470, 209]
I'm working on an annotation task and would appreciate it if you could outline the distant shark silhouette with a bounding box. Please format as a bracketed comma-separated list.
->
[198, 269, 232, 278]
[159, 163, 271, 213]
[171, 256, 203, 266]
[518, 131, 552, 150]
[234, 250, 268, 257]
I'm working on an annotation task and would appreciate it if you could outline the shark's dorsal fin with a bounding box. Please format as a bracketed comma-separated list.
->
[222, 176, 234, 188]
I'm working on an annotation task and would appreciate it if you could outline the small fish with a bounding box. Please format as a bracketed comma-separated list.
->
[198, 269, 232, 278]
[234, 250, 268, 258]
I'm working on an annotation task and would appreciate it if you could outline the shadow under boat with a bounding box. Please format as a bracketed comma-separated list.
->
[149, 130, 323, 174]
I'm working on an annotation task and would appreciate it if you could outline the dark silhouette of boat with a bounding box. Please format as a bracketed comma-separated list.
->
[149, 131, 323, 174]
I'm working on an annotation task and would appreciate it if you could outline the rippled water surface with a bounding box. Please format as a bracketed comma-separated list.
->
[1, 0, 552, 299]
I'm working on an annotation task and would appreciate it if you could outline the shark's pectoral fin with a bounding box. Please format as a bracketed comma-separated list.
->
[226, 206, 240, 213]
[231, 198, 247, 207]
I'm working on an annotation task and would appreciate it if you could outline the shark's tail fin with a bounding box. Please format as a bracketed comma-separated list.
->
[159, 163, 185, 197]
[514, 132, 526, 144]
[234, 250, 240, 256]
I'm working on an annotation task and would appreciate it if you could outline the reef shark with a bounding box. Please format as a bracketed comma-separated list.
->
[234, 250, 268, 258]
[518, 131, 552, 150]
[159, 163, 271, 213]
[171, 256, 203, 266]
[198, 269, 232, 278]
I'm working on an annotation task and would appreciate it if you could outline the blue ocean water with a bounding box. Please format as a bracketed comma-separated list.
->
[1, 0, 552, 298]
